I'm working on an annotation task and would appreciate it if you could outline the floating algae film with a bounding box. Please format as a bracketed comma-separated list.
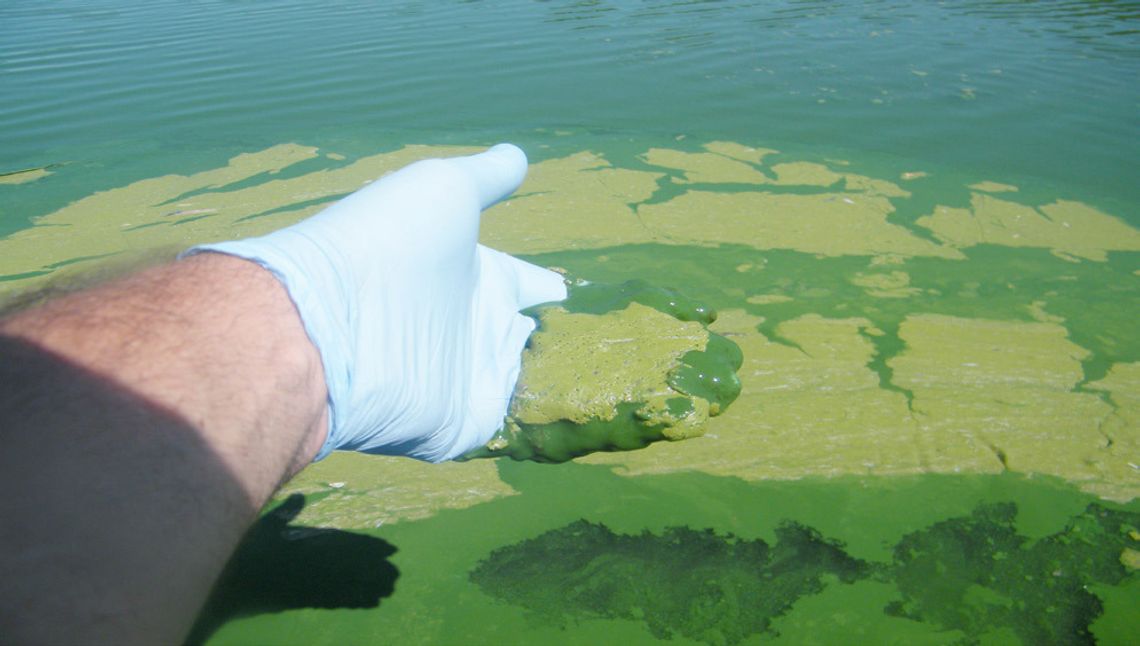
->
[5, 138, 1138, 645]
[2, 1, 1138, 644]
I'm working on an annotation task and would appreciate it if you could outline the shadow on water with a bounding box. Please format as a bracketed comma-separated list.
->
[186, 494, 400, 645]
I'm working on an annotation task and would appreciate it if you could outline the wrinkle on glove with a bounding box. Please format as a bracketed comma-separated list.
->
[184, 144, 566, 462]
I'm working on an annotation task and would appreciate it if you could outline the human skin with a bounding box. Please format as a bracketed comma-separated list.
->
[0, 253, 328, 645]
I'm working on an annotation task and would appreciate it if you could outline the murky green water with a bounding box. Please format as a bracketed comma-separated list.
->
[2, 1, 1138, 644]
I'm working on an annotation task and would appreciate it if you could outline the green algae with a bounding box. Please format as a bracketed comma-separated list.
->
[468, 478, 1138, 646]
[462, 281, 742, 463]
[470, 519, 872, 645]
[0, 165, 55, 185]
[668, 340, 743, 416]
[259, 451, 516, 529]
[203, 459, 1140, 645]
[5, 137, 1132, 495]
[4, 139, 1136, 301]
[888, 502, 1140, 645]
[523, 242, 1140, 500]
[970, 181, 1020, 194]
[557, 278, 716, 324]
[916, 194, 1140, 262]
[0, 144, 485, 301]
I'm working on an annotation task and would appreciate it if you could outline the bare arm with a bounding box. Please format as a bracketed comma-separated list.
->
[0, 253, 328, 644]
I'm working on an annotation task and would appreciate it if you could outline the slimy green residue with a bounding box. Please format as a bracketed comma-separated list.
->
[463, 281, 742, 463]
[510, 303, 709, 426]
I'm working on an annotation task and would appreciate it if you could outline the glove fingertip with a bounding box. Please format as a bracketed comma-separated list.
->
[451, 144, 529, 210]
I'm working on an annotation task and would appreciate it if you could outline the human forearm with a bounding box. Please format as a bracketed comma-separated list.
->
[0, 253, 327, 644]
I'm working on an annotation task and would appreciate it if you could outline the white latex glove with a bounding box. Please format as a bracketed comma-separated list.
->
[185, 144, 567, 461]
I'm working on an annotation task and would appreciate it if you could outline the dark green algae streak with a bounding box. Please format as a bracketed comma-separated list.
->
[460, 279, 744, 463]
[470, 498, 1138, 646]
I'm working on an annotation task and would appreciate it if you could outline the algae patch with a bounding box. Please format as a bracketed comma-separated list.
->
[636, 190, 959, 258]
[850, 270, 923, 299]
[2, 139, 1138, 501]
[270, 451, 516, 529]
[464, 281, 743, 463]
[916, 194, 1140, 261]
[0, 144, 484, 298]
[642, 146, 773, 185]
[888, 314, 1135, 500]
[0, 165, 54, 185]
[969, 180, 1019, 193]
[509, 304, 707, 425]
[470, 519, 871, 645]
[889, 502, 1140, 645]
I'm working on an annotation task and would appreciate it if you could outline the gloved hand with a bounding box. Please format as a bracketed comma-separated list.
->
[185, 144, 567, 462]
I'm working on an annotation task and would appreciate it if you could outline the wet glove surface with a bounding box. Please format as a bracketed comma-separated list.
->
[461, 279, 743, 463]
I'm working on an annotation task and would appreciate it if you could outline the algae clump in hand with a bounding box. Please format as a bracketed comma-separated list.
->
[463, 279, 743, 463]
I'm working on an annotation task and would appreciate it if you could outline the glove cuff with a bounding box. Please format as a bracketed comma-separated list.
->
[181, 237, 348, 460]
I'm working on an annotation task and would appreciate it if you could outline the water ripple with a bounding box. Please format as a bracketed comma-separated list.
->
[1, 0, 1137, 221]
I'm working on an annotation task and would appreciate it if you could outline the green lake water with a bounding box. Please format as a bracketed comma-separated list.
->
[2, 1, 1138, 644]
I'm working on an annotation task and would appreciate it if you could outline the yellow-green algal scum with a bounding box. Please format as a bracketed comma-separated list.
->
[3, 141, 1137, 506]
[463, 281, 743, 463]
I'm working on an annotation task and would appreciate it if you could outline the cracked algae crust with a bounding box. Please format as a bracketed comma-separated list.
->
[637, 191, 961, 258]
[479, 151, 662, 254]
[916, 193, 1140, 261]
[639, 142, 910, 196]
[510, 303, 707, 425]
[642, 147, 773, 185]
[9, 140, 1132, 297]
[1085, 363, 1140, 501]
[702, 141, 779, 165]
[888, 315, 1134, 501]
[582, 310, 940, 480]
[584, 310, 1138, 503]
